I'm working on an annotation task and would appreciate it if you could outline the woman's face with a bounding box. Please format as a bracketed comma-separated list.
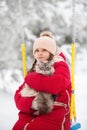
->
[34, 48, 51, 61]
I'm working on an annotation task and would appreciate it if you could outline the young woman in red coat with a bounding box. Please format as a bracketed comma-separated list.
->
[12, 31, 71, 130]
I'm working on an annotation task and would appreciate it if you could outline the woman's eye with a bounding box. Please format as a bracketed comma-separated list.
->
[35, 50, 40, 54]
[43, 49, 47, 51]
[35, 49, 39, 52]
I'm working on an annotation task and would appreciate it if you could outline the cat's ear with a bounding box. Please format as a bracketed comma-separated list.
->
[48, 60, 54, 66]
[50, 60, 54, 65]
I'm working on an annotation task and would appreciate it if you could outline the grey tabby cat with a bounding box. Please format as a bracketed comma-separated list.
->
[20, 60, 58, 115]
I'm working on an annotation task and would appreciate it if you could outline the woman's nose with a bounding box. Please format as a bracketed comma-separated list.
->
[38, 51, 42, 55]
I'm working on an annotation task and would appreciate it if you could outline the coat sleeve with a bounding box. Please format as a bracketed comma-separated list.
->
[25, 61, 71, 95]
[14, 82, 34, 113]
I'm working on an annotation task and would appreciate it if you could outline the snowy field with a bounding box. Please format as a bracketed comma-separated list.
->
[0, 48, 87, 130]
[0, 91, 18, 130]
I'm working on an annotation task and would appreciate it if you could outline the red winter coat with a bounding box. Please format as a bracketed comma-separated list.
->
[12, 53, 71, 130]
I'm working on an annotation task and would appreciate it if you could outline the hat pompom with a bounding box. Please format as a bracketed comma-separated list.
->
[40, 31, 54, 39]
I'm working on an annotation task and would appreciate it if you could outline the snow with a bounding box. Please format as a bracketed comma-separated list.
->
[0, 47, 87, 130]
[75, 74, 87, 130]
[0, 91, 18, 130]
[0, 1, 8, 15]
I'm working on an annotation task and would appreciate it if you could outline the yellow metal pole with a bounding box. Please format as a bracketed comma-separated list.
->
[21, 43, 27, 77]
[70, 43, 76, 121]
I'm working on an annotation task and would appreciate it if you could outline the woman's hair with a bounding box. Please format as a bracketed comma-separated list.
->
[28, 31, 54, 73]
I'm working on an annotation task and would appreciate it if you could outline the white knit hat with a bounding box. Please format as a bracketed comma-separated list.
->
[33, 31, 57, 55]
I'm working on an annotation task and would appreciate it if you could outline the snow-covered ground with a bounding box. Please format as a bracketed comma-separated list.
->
[0, 47, 87, 130]
[75, 73, 87, 130]
[75, 48, 87, 130]
[0, 91, 18, 130]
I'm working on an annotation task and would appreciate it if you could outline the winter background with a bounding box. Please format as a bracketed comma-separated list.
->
[0, 0, 87, 130]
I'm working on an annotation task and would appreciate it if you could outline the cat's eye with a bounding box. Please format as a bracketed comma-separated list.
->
[40, 67, 44, 70]
[46, 67, 50, 70]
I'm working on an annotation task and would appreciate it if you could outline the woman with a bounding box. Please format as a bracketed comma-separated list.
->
[12, 31, 71, 130]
